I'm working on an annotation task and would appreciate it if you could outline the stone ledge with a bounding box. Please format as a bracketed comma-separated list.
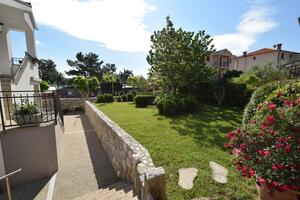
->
[84, 101, 166, 200]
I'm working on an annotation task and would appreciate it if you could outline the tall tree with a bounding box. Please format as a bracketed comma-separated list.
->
[102, 63, 117, 75]
[39, 59, 65, 85]
[118, 69, 133, 83]
[147, 16, 216, 93]
[66, 52, 104, 79]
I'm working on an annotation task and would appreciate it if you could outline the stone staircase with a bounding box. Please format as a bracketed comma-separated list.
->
[73, 181, 138, 200]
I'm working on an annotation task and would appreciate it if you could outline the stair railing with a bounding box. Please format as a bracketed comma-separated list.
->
[0, 168, 22, 200]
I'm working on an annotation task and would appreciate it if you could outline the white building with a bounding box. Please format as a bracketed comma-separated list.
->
[0, 0, 41, 93]
[230, 44, 300, 72]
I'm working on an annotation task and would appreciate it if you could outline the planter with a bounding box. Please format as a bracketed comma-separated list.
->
[13, 113, 43, 125]
[256, 183, 300, 200]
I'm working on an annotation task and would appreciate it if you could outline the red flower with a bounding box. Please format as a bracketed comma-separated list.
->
[239, 143, 247, 150]
[226, 132, 234, 139]
[258, 149, 264, 156]
[284, 144, 292, 153]
[249, 169, 255, 176]
[272, 181, 279, 188]
[266, 115, 276, 124]
[264, 150, 271, 157]
[297, 138, 300, 144]
[258, 178, 266, 184]
[295, 97, 300, 104]
[284, 100, 293, 106]
[260, 124, 268, 130]
[272, 164, 285, 171]
[277, 137, 287, 143]
[268, 103, 276, 110]
[269, 130, 276, 136]
[242, 166, 248, 173]
[224, 143, 233, 148]
[278, 184, 289, 192]
[275, 143, 285, 149]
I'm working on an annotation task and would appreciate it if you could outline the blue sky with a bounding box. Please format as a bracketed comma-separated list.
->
[11, 0, 300, 77]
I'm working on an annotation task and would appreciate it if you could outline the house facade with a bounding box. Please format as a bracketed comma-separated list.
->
[0, 0, 41, 93]
[206, 49, 236, 79]
[230, 44, 300, 72]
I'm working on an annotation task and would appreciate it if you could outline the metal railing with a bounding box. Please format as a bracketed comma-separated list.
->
[281, 59, 300, 78]
[11, 57, 23, 66]
[0, 91, 63, 131]
[0, 168, 22, 200]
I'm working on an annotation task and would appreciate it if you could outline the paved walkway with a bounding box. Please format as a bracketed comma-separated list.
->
[0, 113, 119, 200]
[52, 114, 119, 200]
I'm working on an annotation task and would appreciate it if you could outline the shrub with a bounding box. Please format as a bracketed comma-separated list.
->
[243, 80, 300, 125]
[157, 95, 199, 116]
[135, 95, 155, 108]
[115, 96, 122, 102]
[40, 81, 49, 91]
[121, 94, 128, 102]
[225, 82, 300, 193]
[103, 94, 114, 103]
[127, 93, 134, 102]
[14, 101, 39, 115]
[96, 94, 114, 103]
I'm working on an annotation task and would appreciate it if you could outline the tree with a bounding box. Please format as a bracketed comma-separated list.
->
[72, 76, 99, 97]
[233, 63, 289, 90]
[118, 69, 133, 83]
[102, 63, 117, 75]
[39, 59, 65, 86]
[147, 16, 216, 94]
[127, 75, 149, 92]
[66, 52, 104, 79]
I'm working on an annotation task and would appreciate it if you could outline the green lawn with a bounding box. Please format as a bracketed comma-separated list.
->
[95, 102, 257, 200]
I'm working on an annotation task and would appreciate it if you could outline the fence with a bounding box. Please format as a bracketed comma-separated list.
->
[0, 90, 63, 131]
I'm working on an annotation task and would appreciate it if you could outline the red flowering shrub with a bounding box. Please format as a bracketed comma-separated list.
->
[225, 80, 300, 193]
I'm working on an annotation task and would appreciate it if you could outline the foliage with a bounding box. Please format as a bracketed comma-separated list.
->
[127, 93, 134, 102]
[96, 103, 256, 200]
[40, 81, 49, 91]
[243, 80, 300, 125]
[134, 95, 155, 108]
[147, 16, 216, 93]
[102, 73, 117, 83]
[96, 93, 114, 103]
[39, 59, 66, 86]
[118, 69, 133, 83]
[127, 75, 149, 92]
[233, 64, 290, 90]
[157, 95, 199, 116]
[225, 84, 300, 193]
[115, 96, 122, 102]
[121, 94, 128, 102]
[14, 100, 39, 115]
[221, 70, 243, 82]
[72, 76, 99, 96]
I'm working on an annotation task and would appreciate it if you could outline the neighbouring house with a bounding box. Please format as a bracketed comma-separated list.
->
[206, 49, 236, 79]
[0, 0, 63, 193]
[230, 44, 300, 74]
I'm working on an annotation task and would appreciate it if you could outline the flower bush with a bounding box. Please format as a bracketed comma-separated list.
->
[225, 80, 300, 194]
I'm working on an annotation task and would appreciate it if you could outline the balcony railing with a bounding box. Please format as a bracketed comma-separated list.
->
[0, 91, 64, 131]
[11, 57, 24, 65]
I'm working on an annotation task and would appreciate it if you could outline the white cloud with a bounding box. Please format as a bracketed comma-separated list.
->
[213, 5, 277, 55]
[31, 0, 155, 52]
[35, 39, 41, 45]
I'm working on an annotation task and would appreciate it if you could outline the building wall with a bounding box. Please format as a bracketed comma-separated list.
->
[232, 51, 300, 72]
[0, 122, 63, 186]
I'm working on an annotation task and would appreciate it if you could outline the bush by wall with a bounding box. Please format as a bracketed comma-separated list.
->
[135, 95, 155, 108]
[127, 93, 134, 102]
[96, 94, 114, 103]
[121, 94, 128, 102]
[115, 96, 122, 102]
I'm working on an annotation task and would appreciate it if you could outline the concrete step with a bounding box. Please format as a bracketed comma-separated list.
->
[73, 181, 138, 200]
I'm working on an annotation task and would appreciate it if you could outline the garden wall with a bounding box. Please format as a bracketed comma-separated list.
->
[84, 101, 166, 200]
[60, 97, 96, 112]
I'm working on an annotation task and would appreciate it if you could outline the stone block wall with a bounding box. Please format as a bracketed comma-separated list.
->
[60, 97, 96, 112]
[84, 101, 166, 200]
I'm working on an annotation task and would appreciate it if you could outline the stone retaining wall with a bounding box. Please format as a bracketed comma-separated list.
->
[84, 101, 166, 200]
[60, 97, 96, 112]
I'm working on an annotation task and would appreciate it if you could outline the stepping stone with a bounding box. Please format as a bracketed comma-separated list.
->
[178, 168, 198, 190]
[209, 161, 228, 184]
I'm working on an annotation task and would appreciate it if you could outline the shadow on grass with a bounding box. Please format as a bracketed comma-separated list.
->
[168, 105, 242, 149]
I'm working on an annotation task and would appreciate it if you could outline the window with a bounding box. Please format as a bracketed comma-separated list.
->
[206, 56, 210, 62]
[253, 56, 256, 60]
[281, 53, 284, 59]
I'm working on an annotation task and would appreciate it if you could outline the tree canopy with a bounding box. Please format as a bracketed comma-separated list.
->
[72, 76, 99, 96]
[39, 59, 66, 86]
[147, 16, 216, 93]
[118, 69, 133, 83]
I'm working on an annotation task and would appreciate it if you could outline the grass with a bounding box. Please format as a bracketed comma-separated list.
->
[95, 102, 257, 200]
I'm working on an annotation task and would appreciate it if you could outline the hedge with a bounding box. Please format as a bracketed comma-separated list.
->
[135, 95, 155, 108]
